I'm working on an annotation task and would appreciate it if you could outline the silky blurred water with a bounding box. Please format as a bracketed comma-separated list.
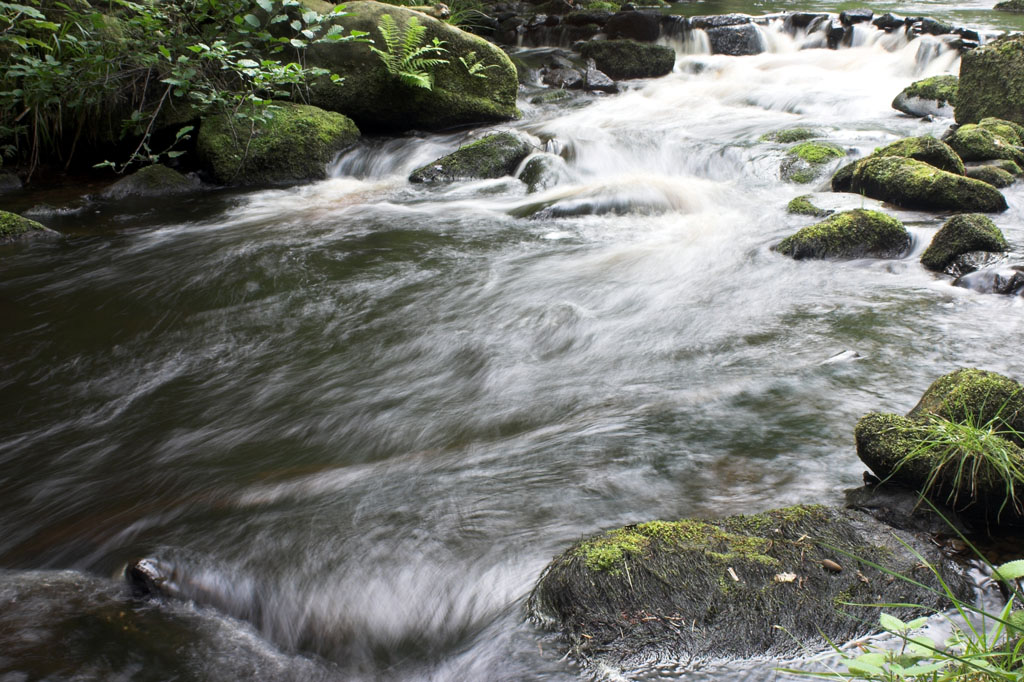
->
[2, 6, 1024, 680]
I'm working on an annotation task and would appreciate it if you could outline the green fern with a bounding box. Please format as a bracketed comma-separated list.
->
[369, 14, 449, 90]
[457, 51, 497, 79]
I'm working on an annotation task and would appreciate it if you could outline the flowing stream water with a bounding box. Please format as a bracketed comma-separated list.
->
[3, 3, 1024, 680]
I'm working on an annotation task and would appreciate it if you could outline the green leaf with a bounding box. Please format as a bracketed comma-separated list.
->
[237, 58, 259, 68]
[166, 150, 185, 158]
[905, 617, 929, 630]
[158, 44, 171, 60]
[879, 613, 907, 633]
[175, 125, 194, 139]
[994, 560, 1024, 581]
[243, 13, 260, 27]
[257, 0, 274, 11]
[289, 38, 306, 47]
[902, 661, 948, 677]
[846, 658, 886, 676]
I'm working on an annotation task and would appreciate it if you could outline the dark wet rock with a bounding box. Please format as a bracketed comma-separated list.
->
[892, 75, 957, 118]
[100, 164, 197, 199]
[0, 172, 21, 193]
[605, 10, 660, 41]
[831, 159, 860, 192]
[966, 165, 1016, 187]
[197, 103, 359, 186]
[577, 39, 674, 80]
[957, 34, 1024, 126]
[530, 89, 575, 104]
[518, 153, 569, 192]
[826, 20, 848, 49]
[565, 10, 613, 26]
[780, 141, 846, 184]
[955, 265, 1024, 296]
[533, 0, 574, 14]
[584, 59, 618, 93]
[872, 13, 905, 31]
[542, 66, 584, 89]
[785, 12, 827, 31]
[947, 123, 1024, 166]
[689, 13, 751, 29]
[0, 210, 58, 243]
[920, 213, 1008, 272]
[955, 27, 981, 42]
[786, 194, 832, 217]
[849, 156, 1008, 212]
[528, 504, 970, 667]
[872, 135, 964, 175]
[707, 23, 764, 56]
[946, 250, 1007, 278]
[845, 483, 966, 536]
[995, 0, 1024, 12]
[907, 17, 953, 36]
[856, 368, 1024, 524]
[496, 15, 526, 44]
[774, 209, 910, 260]
[409, 132, 533, 183]
[839, 8, 873, 26]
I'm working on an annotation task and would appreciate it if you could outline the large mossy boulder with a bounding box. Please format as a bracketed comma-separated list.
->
[849, 156, 1008, 212]
[774, 209, 910, 260]
[301, 1, 519, 132]
[780, 142, 846, 184]
[408, 132, 533, 183]
[965, 165, 1016, 188]
[855, 369, 1024, 524]
[100, 164, 197, 199]
[920, 213, 1009, 272]
[0, 210, 57, 243]
[872, 136, 964, 175]
[528, 505, 970, 667]
[956, 35, 1024, 126]
[197, 103, 359, 186]
[577, 39, 675, 80]
[946, 123, 1024, 166]
[892, 75, 958, 118]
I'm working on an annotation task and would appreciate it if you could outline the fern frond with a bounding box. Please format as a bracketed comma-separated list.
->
[401, 16, 427, 57]
[399, 71, 432, 89]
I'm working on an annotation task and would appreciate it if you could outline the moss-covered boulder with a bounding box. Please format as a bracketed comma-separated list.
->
[872, 136, 964, 175]
[956, 35, 1024, 126]
[946, 123, 1024, 166]
[409, 132, 533, 183]
[831, 159, 860, 192]
[995, 0, 1024, 12]
[577, 39, 674, 80]
[197, 103, 359, 186]
[780, 141, 846, 183]
[977, 159, 1024, 176]
[760, 128, 821, 143]
[980, 117, 1024, 143]
[774, 209, 909, 260]
[849, 156, 1008, 212]
[100, 164, 197, 199]
[301, 1, 519, 132]
[528, 505, 970, 667]
[965, 165, 1016, 187]
[892, 75, 958, 117]
[855, 369, 1024, 524]
[920, 213, 1009, 272]
[0, 210, 57, 243]
[786, 194, 832, 217]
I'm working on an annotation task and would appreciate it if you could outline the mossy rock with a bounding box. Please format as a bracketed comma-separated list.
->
[774, 209, 910, 260]
[781, 142, 846, 184]
[849, 156, 1008, 213]
[872, 136, 964, 175]
[909, 368, 1024, 439]
[956, 35, 1024, 126]
[995, 0, 1024, 12]
[920, 213, 1009, 272]
[946, 124, 1024, 166]
[980, 117, 1024, 144]
[831, 159, 860, 192]
[978, 158, 1024, 176]
[301, 1, 520, 132]
[197, 103, 359, 186]
[528, 505, 970, 667]
[786, 194, 832, 217]
[577, 39, 674, 80]
[892, 75, 957, 117]
[0, 210, 57, 243]
[760, 128, 820, 143]
[409, 132, 533, 183]
[100, 164, 197, 199]
[965, 165, 1016, 187]
[518, 153, 568, 193]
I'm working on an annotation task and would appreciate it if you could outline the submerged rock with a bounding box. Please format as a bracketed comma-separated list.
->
[856, 369, 1024, 524]
[780, 141, 846, 184]
[577, 39, 674, 80]
[965, 165, 1016, 188]
[849, 156, 1008, 212]
[892, 75, 958, 118]
[302, 1, 520, 132]
[920, 213, 1008, 272]
[518, 153, 570, 192]
[871, 135, 964, 175]
[786, 194, 832, 217]
[584, 59, 618, 93]
[774, 209, 910, 260]
[707, 23, 764, 56]
[100, 164, 197, 199]
[956, 35, 1024, 126]
[954, 265, 1024, 295]
[0, 172, 21, 193]
[197, 103, 359, 186]
[528, 505, 970, 668]
[0, 210, 57, 243]
[409, 132, 533, 183]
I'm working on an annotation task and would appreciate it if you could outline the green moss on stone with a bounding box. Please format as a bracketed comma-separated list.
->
[530, 90, 573, 105]
[197, 102, 359, 186]
[980, 117, 1024, 145]
[947, 124, 1024, 166]
[831, 159, 860, 192]
[409, 132, 533, 183]
[577, 39, 675, 80]
[903, 75, 958, 105]
[0, 210, 53, 243]
[787, 194, 832, 217]
[995, 0, 1024, 11]
[956, 35, 1024, 126]
[909, 368, 1024, 439]
[850, 156, 1008, 213]
[586, 0, 619, 9]
[965, 165, 1016, 188]
[980, 159, 1024, 176]
[791, 142, 845, 164]
[872, 136, 964, 175]
[760, 128, 820, 143]
[774, 209, 910, 260]
[920, 213, 1008, 272]
[101, 164, 195, 199]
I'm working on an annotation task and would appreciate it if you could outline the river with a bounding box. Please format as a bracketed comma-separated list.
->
[2, 2, 1023, 679]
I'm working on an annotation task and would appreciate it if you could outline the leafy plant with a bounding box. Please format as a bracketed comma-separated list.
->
[368, 13, 448, 90]
[458, 50, 497, 79]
